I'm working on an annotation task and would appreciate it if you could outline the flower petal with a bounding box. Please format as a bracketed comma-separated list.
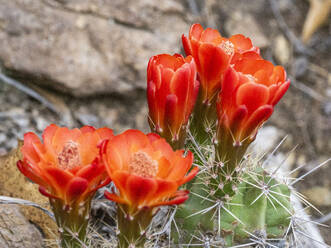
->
[125, 174, 158, 207]
[198, 43, 230, 100]
[236, 82, 269, 115]
[242, 105, 274, 138]
[43, 167, 74, 196]
[229, 34, 253, 51]
[151, 190, 189, 207]
[269, 80, 290, 105]
[178, 166, 199, 185]
[21, 132, 42, 164]
[17, 160, 47, 188]
[66, 177, 88, 203]
[104, 191, 127, 204]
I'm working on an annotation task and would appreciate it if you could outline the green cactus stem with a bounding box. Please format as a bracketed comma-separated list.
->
[189, 95, 218, 146]
[215, 122, 252, 175]
[173, 165, 292, 247]
[50, 197, 92, 248]
[173, 175, 215, 242]
[116, 204, 154, 248]
[220, 168, 292, 246]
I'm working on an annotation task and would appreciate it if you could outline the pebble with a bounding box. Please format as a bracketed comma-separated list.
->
[75, 113, 100, 127]
[253, 126, 285, 153]
[13, 116, 30, 127]
[0, 133, 6, 144]
[293, 57, 308, 77]
[303, 186, 331, 206]
[225, 11, 269, 48]
[274, 35, 291, 65]
[323, 101, 331, 116]
[35, 116, 51, 132]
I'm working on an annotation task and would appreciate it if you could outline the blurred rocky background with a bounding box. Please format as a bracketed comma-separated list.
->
[0, 0, 330, 246]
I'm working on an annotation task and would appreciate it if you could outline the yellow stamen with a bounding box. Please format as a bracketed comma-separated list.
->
[220, 40, 234, 55]
[129, 151, 158, 178]
[58, 141, 80, 170]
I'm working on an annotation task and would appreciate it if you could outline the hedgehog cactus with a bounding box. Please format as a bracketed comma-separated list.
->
[148, 23, 293, 247]
[173, 146, 293, 246]
[15, 23, 303, 248]
[219, 167, 292, 246]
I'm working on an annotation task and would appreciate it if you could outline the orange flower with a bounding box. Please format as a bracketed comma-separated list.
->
[147, 54, 199, 149]
[101, 129, 198, 212]
[182, 23, 260, 104]
[17, 124, 114, 205]
[216, 57, 290, 169]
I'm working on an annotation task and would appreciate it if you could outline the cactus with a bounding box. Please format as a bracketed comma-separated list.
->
[14, 23, 328, 248]
[219, 167, 292, 246]
[162, 23, 296, 248]
[173, 137, 293, 247]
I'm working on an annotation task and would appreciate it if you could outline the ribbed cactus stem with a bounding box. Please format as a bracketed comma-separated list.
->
[215, 123, 251, 174]
[220, 168, 292, 246]
[50, 197, 92, 248]
[148, 119, 187, 150]
[190, 96, 218, 145]
[173, 179, 215, 244]
[117, 204, 154, 248]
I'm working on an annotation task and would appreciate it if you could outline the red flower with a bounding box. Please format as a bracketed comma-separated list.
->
[182, 23, 260, 104]
[17, 124, 114, 205]
[101, 129, 198, 247]
[147, 54, 199, 148]
[101, 129, 198, 212]
[216, 57, 290, 168]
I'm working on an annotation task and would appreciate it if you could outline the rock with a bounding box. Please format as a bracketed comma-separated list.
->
[34, 115, 52, 132]
[0, 144, 58, 243]
[274, 35, 291, 65]
[303, 186, 331, 206]
[323, 101, 331, 116]
[293, 57, 308, 78]
[277, 0, 294, 11]
[0, 132, 6, 144]
[252, 126, 285, 154]
[135, 105, 149, 132]
[0, 204, 44, 248]
[225, 11, 269, 48]
[0, 0, 191, 97]
[76, 113, 100, 126]
[13, 115, 30, 128]
[0, 148, 6, 156]
[251, 126, 296, 177]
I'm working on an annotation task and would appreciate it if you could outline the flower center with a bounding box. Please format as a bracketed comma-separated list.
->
[220, 40, 234, 55]
[245, 74, 257, 82]
[58, 141, 80, 170]
[128, 151, 158, 178]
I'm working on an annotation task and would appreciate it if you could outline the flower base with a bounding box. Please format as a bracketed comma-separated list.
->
[50, 198, 92, 248]
[117, 204, 155, 248]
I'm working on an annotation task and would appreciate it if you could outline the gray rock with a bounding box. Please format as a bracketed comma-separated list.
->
[274, 35, 291, 65]
[225, 11, 269, 48]
[293, 57, 308, 77]
[0, 205, 44, 248]
[0, 132, 6, 144]
[0, 0, 191, 97]
[253, 126, 284, 154]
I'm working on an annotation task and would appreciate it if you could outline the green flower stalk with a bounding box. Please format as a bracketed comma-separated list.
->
[50, 198, 92, 248]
